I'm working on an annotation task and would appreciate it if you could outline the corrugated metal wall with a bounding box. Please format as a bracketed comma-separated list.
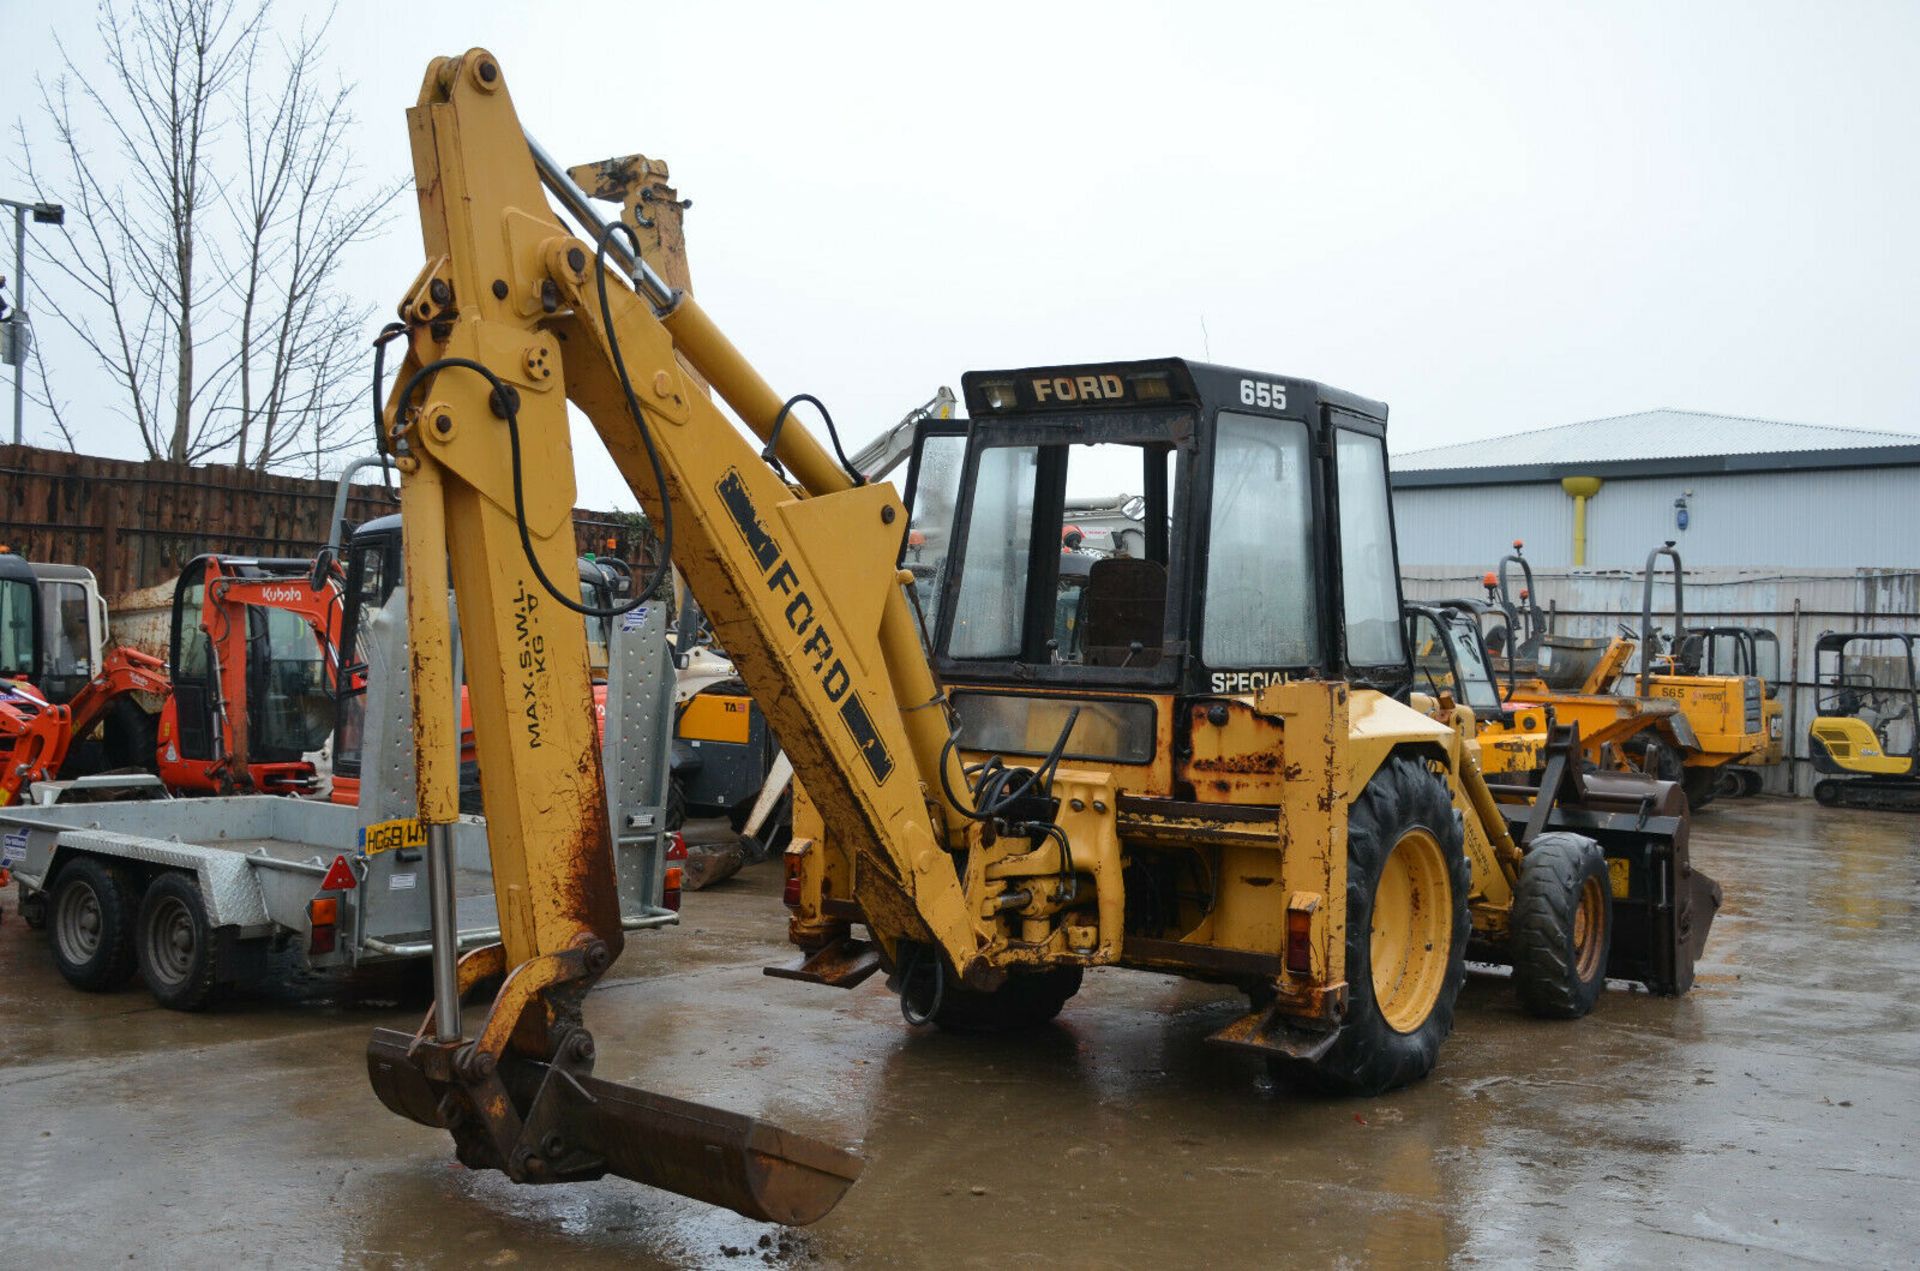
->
[1392, 466, 1920, 568]
[1404, 564, 1920, 795]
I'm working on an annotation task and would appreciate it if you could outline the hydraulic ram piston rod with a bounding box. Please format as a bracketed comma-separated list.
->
[525, 132, 677, 313]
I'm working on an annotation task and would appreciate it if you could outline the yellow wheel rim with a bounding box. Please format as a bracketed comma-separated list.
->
[1370, 827, 1452, 1034]
[1573, 874, 1606, 982]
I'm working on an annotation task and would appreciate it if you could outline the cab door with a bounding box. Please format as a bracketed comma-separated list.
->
[167, 559, 218, 762]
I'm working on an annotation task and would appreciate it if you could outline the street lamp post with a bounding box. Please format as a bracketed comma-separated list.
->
[1, 197, 67, 446]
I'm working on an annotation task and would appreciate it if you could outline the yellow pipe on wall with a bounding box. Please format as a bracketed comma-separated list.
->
[1561, 475, 1603, 566]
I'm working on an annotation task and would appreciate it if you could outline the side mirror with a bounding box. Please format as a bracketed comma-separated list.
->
[310, 546, 337, 593]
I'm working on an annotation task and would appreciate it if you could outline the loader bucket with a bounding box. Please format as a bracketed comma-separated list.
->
[367, 1027, 862, 1226]
[1573, 772, 1721, 995]
[1494, 772, 1722, 995]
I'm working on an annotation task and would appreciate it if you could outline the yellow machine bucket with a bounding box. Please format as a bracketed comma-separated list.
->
[366, 1026, 862, 1225]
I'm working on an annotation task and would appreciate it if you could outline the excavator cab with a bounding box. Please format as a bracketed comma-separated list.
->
[157, 555, 343, 795]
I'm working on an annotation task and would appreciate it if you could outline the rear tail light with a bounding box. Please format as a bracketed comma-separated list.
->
[782, 843, 808, 909]
[308, 896, 339, 955]
[1285, 894, 1319, 975]
[662, 832, 687, 911]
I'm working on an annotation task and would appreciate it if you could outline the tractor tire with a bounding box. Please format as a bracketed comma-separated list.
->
[1510, 832, 1612, 1020]
[103, 699, 159, 772]
[896, 955, 1082, 1033]
[49, 856, 140, 991]
[665, 778, 687, 832]
[1273, 754, 1470, 1097]
[1629, 738, 1685, 786]
[1682, 767, 1720, 811]
[136, 872, 222, 1011]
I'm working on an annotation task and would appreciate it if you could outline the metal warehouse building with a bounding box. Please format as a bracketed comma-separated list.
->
[1390, 410, 1920, 568]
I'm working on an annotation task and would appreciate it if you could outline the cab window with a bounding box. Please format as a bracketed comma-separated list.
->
[1335, 429, 1405, 668]
[903, 431, 966, 640]
[949, 445, 1038, 659]
[0, 577, 34, 678]
[946, 438, 1175, 671]
[1203, 413, 1318, 667]
[39, 581, 93, 680]
[252, 606, 333, 759]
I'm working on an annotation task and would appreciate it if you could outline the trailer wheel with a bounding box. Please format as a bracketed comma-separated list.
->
[136, 872, 222, 1011]
[1274, 754, 1469, 1097]
[49, 856, 140, 991]
[1510, 832, 1612, 1019]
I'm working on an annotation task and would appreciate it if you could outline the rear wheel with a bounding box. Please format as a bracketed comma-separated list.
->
[136, 872, 221, 1011]
[1510, 832, 1612, 1019]
[49, 857, 140, 990]
[1273, 754, 1470, 1096]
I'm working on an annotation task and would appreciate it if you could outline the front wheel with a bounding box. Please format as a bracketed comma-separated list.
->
[49, 857, 140, 991]
[1274, 754, 1470, 1097]
[1510, 832, 1612, 1019]
[895, 950, 1082, 1033]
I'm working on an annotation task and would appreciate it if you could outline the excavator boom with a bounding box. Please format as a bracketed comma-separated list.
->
[362, 48, 941, 1223]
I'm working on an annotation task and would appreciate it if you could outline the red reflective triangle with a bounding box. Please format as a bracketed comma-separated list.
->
[321, 855, 358, 890]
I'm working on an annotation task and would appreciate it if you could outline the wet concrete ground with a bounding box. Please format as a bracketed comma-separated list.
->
[0, 798, 1914, 1268]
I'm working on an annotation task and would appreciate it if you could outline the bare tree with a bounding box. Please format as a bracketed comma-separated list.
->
[14, 0, 398, 472]
[228, 12, 395, 473]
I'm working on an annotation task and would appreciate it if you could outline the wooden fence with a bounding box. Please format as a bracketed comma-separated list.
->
[0, 443, 655, 598]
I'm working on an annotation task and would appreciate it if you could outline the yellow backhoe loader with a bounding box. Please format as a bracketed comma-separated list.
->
[362, 49, 1720, 1227]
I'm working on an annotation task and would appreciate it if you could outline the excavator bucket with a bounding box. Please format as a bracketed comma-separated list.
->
[367, 1028, 862, 1225]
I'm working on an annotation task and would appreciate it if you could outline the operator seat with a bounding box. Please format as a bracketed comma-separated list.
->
[1081, 557, 1165, 667]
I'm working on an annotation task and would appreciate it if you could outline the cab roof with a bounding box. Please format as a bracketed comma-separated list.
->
[960, 357, 1388, 425]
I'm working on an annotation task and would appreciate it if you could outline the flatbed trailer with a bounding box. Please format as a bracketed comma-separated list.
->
[1, 592, 679, 1008]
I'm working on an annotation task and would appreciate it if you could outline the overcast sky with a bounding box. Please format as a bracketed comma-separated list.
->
[6, 0, 1918, 511]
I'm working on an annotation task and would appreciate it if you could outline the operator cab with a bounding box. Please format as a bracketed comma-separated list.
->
[904, 359, 1409, 762]
[166, 554, 338, 773]
[1811, 632, 1918, 775]
[1403, 602, 1505, 719]
[1684, 625, 1782, 699]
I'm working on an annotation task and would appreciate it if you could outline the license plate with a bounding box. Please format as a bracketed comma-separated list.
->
[1608, 857, 1631, 899]
[360, 816, 427, 855]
